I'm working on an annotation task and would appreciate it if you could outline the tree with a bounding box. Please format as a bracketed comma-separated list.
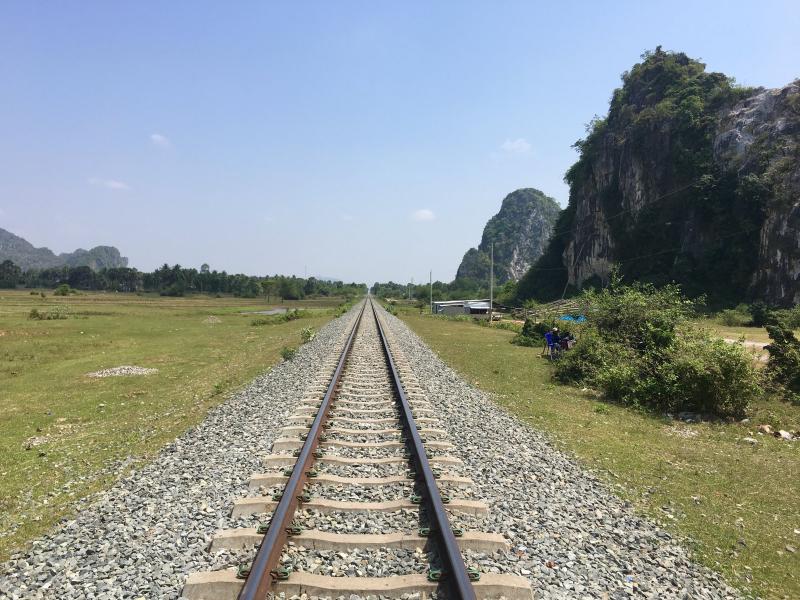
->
[0, 260, 22, 288]
[68, 265, 98, 290]
[261, 279, 276, 302]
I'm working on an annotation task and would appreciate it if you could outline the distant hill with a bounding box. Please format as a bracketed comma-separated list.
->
[455, 188, 560, 285]
[0, 228, 128, 270]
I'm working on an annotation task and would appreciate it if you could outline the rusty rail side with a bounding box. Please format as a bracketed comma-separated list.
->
[238, 301, 367, 600]
[371, 300, 477, 600]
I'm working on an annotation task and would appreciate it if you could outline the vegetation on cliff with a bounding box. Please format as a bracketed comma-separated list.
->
[518, 48, 782, 306]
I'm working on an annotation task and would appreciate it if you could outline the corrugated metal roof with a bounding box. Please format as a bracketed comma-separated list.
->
[464, 301, 490, 309]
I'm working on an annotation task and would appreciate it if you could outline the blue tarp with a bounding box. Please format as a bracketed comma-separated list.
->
[559, 315, 587, 323]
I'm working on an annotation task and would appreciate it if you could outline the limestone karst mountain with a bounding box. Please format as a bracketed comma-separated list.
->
[455, 188, 560, 286]
[0, 228, 128, 270]
[517, 48, 800, 306]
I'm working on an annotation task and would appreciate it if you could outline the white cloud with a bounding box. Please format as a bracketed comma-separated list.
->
[500, 138, 531, 154]
[88, 177, 129, 190]
[411, 209, 435, 222]
[150, 133, 171, 147]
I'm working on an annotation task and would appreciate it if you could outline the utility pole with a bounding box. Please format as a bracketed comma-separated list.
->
[489, 242, 494, 323]
[429, 270, 433, 315]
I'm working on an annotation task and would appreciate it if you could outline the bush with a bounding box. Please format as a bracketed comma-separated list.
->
[160, 284, 185, 297]
[511, 318, 545, 346]
[28, 306, 71, 320]
[718, 308, 749, 327]
[664, 336, 761, 416]
[765, 323, 800, 404]
[771, 306, 800, 329]
[748, 301, 773, 327]
[554, 274, 761, 418]
[54, 284, 71, 296]
[334, 301, 352, 317]
[280, 346, 296, 361]
[554, 331, 620, 384]
[384, 304, 398, 316]
[300, 327, 315, 343]
[251, 309, 309, 327]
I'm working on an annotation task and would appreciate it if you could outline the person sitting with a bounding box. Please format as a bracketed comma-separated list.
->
[544, 328, 561, 359]
[560, 331, 575, 351]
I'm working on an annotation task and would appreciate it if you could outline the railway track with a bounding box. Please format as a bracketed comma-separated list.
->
[183, 299, 532, 599]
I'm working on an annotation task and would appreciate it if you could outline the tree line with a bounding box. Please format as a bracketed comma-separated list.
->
[0, 259, 366, 300]
[370, 279, 518, 305]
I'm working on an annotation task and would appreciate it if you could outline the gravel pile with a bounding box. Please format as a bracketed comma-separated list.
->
[85, 365, 159, 377]
[380, 308, 744, 600]
[0, 309, 359, 600]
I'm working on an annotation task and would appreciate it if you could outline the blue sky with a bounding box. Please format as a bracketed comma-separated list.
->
[1, 1, 798, 284]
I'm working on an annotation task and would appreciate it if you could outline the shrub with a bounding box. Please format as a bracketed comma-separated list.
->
[554, 330, 623, 383]
[719, 308, 749, 327]
[54, 284, 71, 296]
[160, 284, 185, 297]
[334, 301, 352, 317]
[772, 306, 800, 329]
[300, 327, 315, 343]
[280, 346, 296, 361]
[748, 301, 773, 327]
[664, 336, 760, 416]
[28, 306, 71, 320]
[384, 304, 398, 316]
[765, 323, 800, 404]
[251, 318, 270, 326]
[512, 319, 546, 347]
[48, 306, 71, 320]
[555, 274, 761, 417]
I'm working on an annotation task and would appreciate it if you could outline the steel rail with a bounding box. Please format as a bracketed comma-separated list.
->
[238, 301, 367, 600]
[370, 299, 477, 600]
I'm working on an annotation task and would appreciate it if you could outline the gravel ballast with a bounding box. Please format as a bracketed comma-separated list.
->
[0, 310, 357, 600]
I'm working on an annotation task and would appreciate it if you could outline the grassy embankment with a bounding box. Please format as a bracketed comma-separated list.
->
[399, 310, 799, 600]
[0, 290, 342, 560]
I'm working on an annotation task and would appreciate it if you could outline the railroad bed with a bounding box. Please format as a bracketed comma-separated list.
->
[182, 300, 532, 599]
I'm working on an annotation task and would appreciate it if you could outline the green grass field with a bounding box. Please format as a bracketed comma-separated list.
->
[399, 311, 799, 600]
[0, 290, 340, 560]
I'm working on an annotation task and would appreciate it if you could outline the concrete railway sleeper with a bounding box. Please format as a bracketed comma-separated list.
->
[182, 299, 532, 600]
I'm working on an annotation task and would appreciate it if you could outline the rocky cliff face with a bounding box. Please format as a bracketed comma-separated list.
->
[456, 188, 560, 284]
[714, 82, 800, 305]
[519, 49, 799, 306]
[0, 228, 129, 270]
